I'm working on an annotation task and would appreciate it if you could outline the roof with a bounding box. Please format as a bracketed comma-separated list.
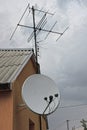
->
[0, 48, 34, 83]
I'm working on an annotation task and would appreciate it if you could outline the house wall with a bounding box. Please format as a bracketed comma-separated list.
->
[0, 91, 13, 130]
[12, 58, 47, 130]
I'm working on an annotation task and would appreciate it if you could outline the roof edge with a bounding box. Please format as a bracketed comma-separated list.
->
[8, 51, 33, 82]
[0, 48, 34, 51]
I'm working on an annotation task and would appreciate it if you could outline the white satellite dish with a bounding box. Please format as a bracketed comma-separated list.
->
[22, 74, 60, 115]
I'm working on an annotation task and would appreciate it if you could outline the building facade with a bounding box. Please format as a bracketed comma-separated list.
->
[0, 49, 47, 130]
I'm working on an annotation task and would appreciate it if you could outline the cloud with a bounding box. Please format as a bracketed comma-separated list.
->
[38, 0, 87, 107]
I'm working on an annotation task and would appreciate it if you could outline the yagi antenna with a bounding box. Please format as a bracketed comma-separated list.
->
[10, 4, 68, 63]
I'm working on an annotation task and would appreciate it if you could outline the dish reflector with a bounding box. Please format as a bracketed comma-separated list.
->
[22, 74, 60, 115]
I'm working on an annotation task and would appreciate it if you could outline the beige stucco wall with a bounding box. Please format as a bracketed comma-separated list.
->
[12, 58, 47, 130]
[0, 57, 47, 130]
[0, 91, 13, 130]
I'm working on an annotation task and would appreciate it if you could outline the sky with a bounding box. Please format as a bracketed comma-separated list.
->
[0, 0, 87, 130]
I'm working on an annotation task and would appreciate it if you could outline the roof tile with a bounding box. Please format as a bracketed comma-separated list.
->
[0, 49, 33, 83]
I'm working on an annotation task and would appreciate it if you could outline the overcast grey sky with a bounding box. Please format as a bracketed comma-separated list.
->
[0, 0, 87, 130]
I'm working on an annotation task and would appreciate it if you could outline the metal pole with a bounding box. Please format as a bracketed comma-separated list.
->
[67, 120, 69, 130]
[32, 6, 38, 63]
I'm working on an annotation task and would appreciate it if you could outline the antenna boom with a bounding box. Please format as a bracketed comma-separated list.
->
[18, 24, 63, 35]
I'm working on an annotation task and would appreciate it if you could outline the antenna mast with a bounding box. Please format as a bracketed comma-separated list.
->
[32, 6, 38, 63]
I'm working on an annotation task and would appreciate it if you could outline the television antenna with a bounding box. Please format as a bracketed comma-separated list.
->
[10, 4, 69, 63]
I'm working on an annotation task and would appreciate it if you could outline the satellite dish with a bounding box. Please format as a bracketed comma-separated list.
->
[22, 74, 60, 115]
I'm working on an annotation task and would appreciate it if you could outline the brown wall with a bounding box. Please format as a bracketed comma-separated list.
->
[12, 58, 47, 130]
[0, 57, 47, 130]
[0, 91, 13, 130]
